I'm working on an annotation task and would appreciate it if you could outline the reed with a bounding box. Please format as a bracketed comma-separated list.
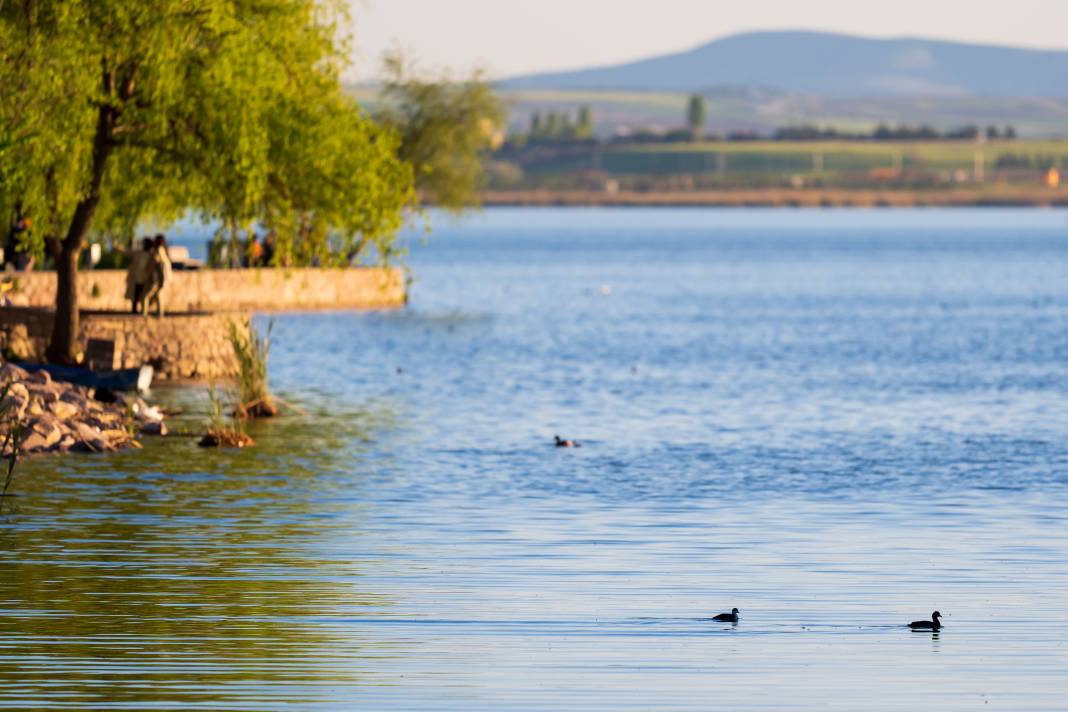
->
[198, 384, 254, 448]
[227, 318, 278, 419]
[0, 380, 25, 511]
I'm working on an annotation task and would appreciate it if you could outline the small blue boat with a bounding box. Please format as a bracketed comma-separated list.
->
[16, 363, 153, 393]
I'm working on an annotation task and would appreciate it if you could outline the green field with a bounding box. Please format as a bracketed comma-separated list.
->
[602, 140, 1068, 174]
[501, 89, 1068, 139]
[353, 84, 1068, 139]
[494, 139, 1068, 191]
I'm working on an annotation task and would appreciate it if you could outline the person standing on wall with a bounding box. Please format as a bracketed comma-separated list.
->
[125, 237, 154, 314]
[141, 234, 173, 317]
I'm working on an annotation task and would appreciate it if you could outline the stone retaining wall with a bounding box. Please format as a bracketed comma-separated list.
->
[0, 308, 246, 381]
[5, 267, 405, 312]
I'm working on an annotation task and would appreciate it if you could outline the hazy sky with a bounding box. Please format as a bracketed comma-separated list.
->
[349, 0, 1068, 79]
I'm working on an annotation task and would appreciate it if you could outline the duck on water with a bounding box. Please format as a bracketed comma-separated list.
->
[908, 611, 943, 630]
[701, 608, 941, 628]
[712, 608, 740, 622]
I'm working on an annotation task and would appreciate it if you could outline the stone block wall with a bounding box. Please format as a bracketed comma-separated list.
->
[5, 266, 405, 312]
[0, 308, 246, 381]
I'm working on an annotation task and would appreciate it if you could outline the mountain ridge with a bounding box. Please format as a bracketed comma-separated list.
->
[502, 31, 1068, 97]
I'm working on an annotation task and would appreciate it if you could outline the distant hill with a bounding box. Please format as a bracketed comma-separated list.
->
[503, 31, 1068, 97]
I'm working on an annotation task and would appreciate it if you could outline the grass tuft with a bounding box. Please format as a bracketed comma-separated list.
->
[198, 384, 254, 448]
[227, 318, 278, 419]
[0, 379, 25, 511]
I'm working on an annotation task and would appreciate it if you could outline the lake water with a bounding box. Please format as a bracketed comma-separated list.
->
[3, 208, 1068, 710]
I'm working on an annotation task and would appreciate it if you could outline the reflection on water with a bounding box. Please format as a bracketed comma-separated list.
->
[0, 401, 403, 709]
[3, 209, 1068, 710]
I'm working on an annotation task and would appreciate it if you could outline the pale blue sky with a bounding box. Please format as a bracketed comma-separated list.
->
[349, 0, 1068, 79]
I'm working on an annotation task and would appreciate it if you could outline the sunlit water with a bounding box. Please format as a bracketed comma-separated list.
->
[3, 208, 1068, 710]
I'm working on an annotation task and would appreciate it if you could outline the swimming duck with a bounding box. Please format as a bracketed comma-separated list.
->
[554, 435, 581, 448]
[712, 607, 740, 622]
[908, 611, 942, 630]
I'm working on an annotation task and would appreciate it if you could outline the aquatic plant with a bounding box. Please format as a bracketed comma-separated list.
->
[198, 384, 254, 449]
[0, 380, 25, 511]
[227, 318, 278, 419]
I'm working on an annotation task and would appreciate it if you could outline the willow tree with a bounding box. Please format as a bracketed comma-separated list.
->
[0, 3, 95, 266]
[0, 1, 413, 364]
[379, 54, 504, 211]
[248, 73, 414, 267]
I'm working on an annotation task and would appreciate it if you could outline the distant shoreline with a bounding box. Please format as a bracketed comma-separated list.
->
[480, 189, 1068, 209]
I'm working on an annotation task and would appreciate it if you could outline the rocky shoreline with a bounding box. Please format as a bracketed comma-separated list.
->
[1, 362, 166, 456]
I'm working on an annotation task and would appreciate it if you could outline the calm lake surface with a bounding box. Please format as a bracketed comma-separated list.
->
[3, 208, 1068, 710]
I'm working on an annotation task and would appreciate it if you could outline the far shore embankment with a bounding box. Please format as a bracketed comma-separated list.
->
[480, 188, 1068, 208]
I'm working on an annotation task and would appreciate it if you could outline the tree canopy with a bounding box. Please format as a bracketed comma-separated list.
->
[1, 2, 497, 362]
[378, 53, 504, 212]
[686, 94, 708, 140]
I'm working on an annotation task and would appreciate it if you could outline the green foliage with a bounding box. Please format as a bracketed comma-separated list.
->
[0, 379, 24, 511]
[200, 383, 253, 448]
[257, 91, 414, 267]
[227, 318, 275, 419]
[520, 106, 594, 144]
[546, 112, 563, 137]
[0, 1, 417, 360]
[379, 53, 504, 212]
[0, 2, 96, 258]
[207, 385, 227, 434]
[687, 94, 708, 139]
[577, 106, 594, 140]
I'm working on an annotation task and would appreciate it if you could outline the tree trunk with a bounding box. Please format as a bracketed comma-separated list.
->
[46, 246, 81, 363]
[45, 91, 115, 364]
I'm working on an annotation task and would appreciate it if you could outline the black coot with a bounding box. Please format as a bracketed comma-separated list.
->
[908, 611, 942, 630]
[712, 607, 740, 622]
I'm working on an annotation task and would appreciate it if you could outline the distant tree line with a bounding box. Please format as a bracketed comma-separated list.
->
[994, 153, 1063, 170]
[770, 123, 1017, 142]
[598, 123, 1020, 146]
[504, 89, 1027, 152]
[519, 106, 595, 144]
[775, 124, 1018, 142]
[509, 92, 1021, 149]
[610, 128, 698, 144]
